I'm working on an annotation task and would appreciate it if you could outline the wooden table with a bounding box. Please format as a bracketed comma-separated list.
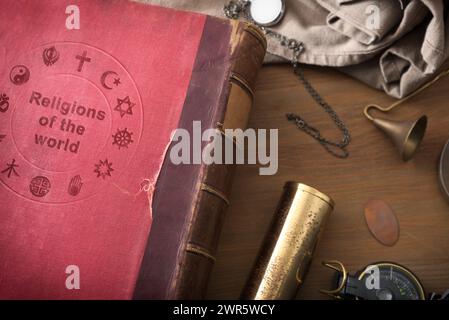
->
[206, 64, 449, 299]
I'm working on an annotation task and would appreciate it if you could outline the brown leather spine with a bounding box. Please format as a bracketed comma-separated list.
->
[173, 23, 266, 299]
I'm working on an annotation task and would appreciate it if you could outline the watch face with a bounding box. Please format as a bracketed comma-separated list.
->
[249, 0, 285, 27]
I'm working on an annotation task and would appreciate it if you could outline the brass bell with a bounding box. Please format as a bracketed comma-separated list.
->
[363, 67, 449, 161]
[365, 105, 427, 162]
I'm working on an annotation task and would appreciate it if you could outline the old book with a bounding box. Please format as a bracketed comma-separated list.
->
[0, 0, 265, 299]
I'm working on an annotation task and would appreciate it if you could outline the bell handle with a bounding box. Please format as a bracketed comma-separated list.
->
[364, 104, 388, 121]
[364, 67, 449, 121]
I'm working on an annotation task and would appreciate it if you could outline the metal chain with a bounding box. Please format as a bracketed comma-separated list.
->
[224, 0, 351, 159]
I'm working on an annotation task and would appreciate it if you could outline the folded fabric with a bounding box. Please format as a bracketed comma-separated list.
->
[320, 0, 406, 46]
[137, 0, 449, 99]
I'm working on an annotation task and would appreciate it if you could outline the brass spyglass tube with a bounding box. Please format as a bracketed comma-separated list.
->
[241, 182, 334, 300]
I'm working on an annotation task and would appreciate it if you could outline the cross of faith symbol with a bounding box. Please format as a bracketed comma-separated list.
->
[75, 51, 91, 72]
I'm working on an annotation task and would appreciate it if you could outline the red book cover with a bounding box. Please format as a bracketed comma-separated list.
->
[0, 0, 205, 299]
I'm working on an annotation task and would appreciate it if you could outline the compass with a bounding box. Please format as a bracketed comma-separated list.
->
[321, 261, 426, 300]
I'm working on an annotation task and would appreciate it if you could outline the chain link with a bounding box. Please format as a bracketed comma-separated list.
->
[224, 0, 351, 159]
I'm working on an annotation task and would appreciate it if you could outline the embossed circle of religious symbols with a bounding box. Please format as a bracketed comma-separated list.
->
[0, 42, 143, 203]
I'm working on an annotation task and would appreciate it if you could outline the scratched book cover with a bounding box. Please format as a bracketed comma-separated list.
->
[0, 0, 209, 299]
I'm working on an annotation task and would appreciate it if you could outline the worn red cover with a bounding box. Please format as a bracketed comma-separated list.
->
[0, 0, 206, 299]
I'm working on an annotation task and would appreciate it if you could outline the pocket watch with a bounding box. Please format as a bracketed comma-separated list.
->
[224, 0, 352, 159]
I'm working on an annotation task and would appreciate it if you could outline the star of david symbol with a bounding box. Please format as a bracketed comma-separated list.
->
[114, 96, 135, 118]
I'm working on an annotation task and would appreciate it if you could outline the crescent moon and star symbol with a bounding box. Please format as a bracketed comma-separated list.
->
[100, 70, 121, 90]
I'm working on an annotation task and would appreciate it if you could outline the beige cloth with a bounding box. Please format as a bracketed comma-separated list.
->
[138, 0, 449, 98]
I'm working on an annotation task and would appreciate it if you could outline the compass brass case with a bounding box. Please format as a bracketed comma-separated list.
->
[241, 182, 334, 300]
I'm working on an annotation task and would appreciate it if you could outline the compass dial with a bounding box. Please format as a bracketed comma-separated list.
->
[358, 263, 425, 300]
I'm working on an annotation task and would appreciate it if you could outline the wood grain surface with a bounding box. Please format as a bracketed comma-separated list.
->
[206, 64, 449, 300]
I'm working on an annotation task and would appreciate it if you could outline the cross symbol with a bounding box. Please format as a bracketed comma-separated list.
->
[75, 51, 91, 72]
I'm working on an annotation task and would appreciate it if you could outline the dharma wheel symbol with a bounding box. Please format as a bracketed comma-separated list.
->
[112, 128, 134, 150]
